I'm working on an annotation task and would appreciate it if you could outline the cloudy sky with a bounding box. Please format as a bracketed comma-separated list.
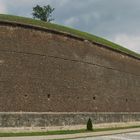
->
[0, 0, 140, 54]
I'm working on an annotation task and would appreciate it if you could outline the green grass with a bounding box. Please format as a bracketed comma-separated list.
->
[0, 129, 86, 137]
[0, 14, 140, 59]
[0, 125, 140, 137]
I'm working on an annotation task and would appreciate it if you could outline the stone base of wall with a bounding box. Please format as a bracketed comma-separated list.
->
[0, 112, 140, 130]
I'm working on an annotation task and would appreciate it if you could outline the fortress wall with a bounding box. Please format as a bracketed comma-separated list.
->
[0, 24, 140, 113]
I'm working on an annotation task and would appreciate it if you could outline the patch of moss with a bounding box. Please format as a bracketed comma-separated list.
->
[0, 14, 139, 59]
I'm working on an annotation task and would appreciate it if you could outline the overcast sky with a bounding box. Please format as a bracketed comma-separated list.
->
[0, 0, 140, 53]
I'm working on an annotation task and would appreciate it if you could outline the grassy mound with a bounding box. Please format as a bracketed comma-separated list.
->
[0, 14, 139, 59]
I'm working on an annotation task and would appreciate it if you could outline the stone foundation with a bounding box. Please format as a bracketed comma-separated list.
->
[0, 112, 140, 128]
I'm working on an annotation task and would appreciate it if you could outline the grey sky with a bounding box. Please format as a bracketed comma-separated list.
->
[0, 0, 140, 53]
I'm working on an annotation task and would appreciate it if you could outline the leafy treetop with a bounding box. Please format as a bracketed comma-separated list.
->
[32, 5, 55, 22]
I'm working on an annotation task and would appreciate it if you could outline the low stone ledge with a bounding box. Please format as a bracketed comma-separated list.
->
[0, 112, 140, 129]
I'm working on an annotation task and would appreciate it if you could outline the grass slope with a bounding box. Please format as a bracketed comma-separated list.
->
[0, 14, 140, 59]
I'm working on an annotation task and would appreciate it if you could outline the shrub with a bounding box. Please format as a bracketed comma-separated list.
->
[87, 118, 93, 131]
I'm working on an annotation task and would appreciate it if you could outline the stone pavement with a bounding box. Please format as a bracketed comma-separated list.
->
[0, 128, 140, 140]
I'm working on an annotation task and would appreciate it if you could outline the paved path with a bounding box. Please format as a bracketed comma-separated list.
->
[72, 131, 140, 140]
[0, 128, 140, 140]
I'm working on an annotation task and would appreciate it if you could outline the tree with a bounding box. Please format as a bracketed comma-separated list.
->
[32, 5, 55, 22]
[87, 118, 93, 131]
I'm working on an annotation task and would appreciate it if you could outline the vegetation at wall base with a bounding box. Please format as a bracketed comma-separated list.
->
[0, 14, 140, 59]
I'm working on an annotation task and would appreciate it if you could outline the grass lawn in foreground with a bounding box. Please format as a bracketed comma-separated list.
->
[0, 125, 140, 137]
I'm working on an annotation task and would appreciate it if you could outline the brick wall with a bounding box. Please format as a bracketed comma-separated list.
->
[0, 23, 140, 112]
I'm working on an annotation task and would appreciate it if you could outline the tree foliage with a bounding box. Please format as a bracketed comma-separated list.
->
[87, 118, 93, 131]
[32, 5, 55, 22]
